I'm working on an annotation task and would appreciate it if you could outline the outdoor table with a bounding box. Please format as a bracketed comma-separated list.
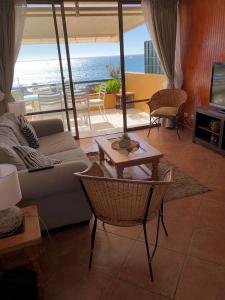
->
[115, 92, 135, 109]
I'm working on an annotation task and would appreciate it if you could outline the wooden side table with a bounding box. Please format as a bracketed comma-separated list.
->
[0, 206, 43, 298]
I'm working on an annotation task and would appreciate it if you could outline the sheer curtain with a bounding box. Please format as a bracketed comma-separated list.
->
[142, 0, 183, 88]
[0, 0, 26, 116]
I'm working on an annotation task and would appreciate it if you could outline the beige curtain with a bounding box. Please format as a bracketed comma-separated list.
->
[15, 0, 27, 61]
[142, 0, 181, 88]
[174, 7, 183, 88]
[0, 0, 26, 116]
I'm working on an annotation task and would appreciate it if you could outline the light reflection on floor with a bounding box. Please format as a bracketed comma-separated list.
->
[29, 108, 150, 138]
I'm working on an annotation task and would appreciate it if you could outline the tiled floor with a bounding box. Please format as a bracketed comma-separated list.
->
[41, 127, 225, 300]
[29, 108, 150, 138]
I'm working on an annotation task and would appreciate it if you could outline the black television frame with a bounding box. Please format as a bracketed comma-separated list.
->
[209, 62, 225, 113]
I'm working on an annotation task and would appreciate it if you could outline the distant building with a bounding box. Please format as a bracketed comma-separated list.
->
[144, 41, 164, 74]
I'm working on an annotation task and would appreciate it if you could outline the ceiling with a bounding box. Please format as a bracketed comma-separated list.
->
[22, 3, 144, 44]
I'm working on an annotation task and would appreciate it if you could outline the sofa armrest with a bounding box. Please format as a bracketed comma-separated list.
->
[30, 119, 64, 138]
[18, 161, 89, 200]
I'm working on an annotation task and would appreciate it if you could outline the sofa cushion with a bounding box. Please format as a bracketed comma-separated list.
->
[38, 131, 76, 155]
[151, 107, 178, 117]
[0, 113, 29, 146]
[48, 148, 90, 167]
[0, 143, 26, 170]
[14, 145, 62, 169]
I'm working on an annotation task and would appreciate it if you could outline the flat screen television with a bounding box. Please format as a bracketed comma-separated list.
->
[210, 62, 225, 113]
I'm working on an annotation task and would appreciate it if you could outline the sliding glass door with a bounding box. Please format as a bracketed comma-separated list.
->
[122, 2, 151, 130]
[13, 2, 77, 134]
[63, 1, 124, 138]
[13, 0, 155, 138]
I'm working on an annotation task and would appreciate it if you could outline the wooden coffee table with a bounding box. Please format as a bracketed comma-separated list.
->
[95, 133, 163, 180]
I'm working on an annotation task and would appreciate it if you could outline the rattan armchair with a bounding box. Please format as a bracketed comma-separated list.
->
[75, 162, 173, 281]
[147, 88, 187, 138]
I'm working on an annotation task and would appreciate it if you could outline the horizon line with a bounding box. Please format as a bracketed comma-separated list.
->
[17, 53, 144, 63]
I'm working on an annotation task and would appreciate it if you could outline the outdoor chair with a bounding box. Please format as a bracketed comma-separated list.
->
[88, 84, 108, 120]
[38, 92, 63, 111]
[146, 88, 187, 139]
[32, 84, 52, 94]
[75, 162, 173, 281]
[64, 84, 91, 128]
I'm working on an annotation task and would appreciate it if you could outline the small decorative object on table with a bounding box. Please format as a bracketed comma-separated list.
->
[210, 134, 218, 145]
[119, 133, 131, 148]
[111, 133, 140, 153]
[209, 120, 220, 132]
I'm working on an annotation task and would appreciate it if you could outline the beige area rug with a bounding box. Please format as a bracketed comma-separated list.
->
[87, 152, 209, 202]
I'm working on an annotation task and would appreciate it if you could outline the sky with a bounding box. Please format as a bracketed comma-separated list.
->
[17, 24, 150, 62]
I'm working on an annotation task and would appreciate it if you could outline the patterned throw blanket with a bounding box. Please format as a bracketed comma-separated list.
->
[0, 113, 28, 146]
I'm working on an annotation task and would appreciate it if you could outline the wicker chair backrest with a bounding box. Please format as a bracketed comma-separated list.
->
[148, 88, 187, 112]
[76, 163, 173, 223]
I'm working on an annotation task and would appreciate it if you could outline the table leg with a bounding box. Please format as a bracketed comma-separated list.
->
[25, 245, 44, 299]
[152, 159, 159, 180]
[98, 146, 105, 163]
[115, 95, 119, 109]
[116, 165, 124, 178]
[32, 100, 36, 112]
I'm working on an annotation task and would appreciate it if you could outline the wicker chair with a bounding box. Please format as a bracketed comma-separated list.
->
[146, 88, 187, 139]
[75, 162, 173, 281]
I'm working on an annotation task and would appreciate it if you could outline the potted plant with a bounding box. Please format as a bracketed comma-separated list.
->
[105, 78, 121, 94]
[95, 79, 121, 94]
[105, 64, 121, 80]
[93, 65, 122, 109]
[105, 65, 121, 94]
[119, 133, 131, 148]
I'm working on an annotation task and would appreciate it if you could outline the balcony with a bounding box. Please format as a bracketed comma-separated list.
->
[12, 72, 166, 138]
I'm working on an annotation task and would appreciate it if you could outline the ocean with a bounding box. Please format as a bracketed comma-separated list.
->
[13, 54, 144, 88]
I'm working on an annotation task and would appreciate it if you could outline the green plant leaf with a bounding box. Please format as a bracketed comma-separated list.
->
[105, 79, 121, 94]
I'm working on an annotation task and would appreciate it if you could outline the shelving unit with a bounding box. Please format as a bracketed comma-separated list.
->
[193, 107, 225, 155]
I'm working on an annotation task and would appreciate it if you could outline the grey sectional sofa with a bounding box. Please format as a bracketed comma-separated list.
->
[0, 114, 92, 229]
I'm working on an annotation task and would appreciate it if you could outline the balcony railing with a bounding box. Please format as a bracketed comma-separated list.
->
[12, 73, 166, 138]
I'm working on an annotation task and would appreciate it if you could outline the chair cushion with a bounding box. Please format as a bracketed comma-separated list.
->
[76, 103, 89, 111]
[38, 131, 76, 155]
[0, 143, 26, 170]
[151, 107, 178, 117]
[13, 145, 61, 169]
[89, 98, 104, 106]
[18, 116, 39, 149]
[0, 113, 28, 146]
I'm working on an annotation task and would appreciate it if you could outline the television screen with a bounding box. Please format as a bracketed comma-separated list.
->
[210, 62, 225, 109]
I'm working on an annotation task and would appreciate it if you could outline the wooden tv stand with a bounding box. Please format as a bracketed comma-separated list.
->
[193, 107, 225, 155]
